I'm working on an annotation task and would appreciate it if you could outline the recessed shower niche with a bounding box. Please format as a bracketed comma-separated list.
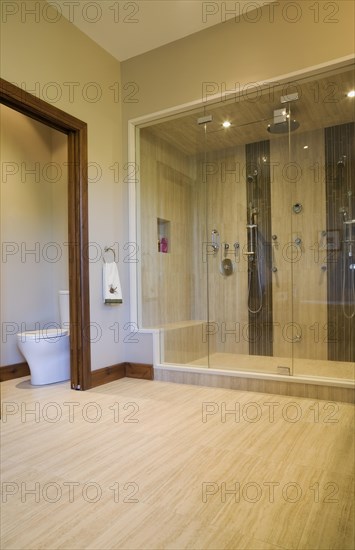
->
[157, 218, 170, 253]
[136, 61, 355, 383]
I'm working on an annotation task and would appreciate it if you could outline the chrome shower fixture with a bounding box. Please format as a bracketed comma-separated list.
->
[211, 229, 220, 252]
[340, 206, 348, 222]
[267, 107, 300, 134]
[197, 114, 213, 125]
[247, 169, 258, 184]
[337, 154, 346, 167]
[280, 92, 299, 103]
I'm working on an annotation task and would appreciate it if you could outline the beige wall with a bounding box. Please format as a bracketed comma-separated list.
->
[0, 105, 68, 365]
[121, 0, 355, 121]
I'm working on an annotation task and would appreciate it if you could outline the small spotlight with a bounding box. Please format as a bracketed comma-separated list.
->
[222, 121, 231, 128]
[347, 90, 355, 98]
[303, 145, 309, 149]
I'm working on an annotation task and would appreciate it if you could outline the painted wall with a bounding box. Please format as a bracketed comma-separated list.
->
[0, 2, 125, 370]
[0, 105, 68, 365]
[121, 0, 355, 121]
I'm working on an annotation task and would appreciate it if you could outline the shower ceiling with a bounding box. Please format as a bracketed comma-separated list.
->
[142, 65, 355, 155]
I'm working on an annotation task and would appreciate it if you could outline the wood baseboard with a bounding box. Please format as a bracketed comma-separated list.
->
[0, 362, 30, 382]
[90, 363, 126, 388]
[91, 362, 153, 388]
[125, 362, 154, 380]
[0, 361, 153, 387]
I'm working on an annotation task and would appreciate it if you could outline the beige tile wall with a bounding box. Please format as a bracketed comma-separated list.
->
[193, 146, 250, 355]
[140, 129, 196, 327]
[270, 129, 327, 363]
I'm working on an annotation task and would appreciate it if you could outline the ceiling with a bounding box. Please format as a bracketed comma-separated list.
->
[142, 64, 355, 155]
[54, 0, 275, 61]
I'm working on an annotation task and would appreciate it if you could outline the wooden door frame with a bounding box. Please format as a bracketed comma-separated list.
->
[0, 78, 91, 390]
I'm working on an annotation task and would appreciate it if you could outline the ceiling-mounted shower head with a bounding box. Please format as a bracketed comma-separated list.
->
[267, 107, 300, 134]
[197, 114, 213, 125]
[267, 119, 300, 134]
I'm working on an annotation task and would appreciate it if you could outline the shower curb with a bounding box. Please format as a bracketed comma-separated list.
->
[154, 365, 355, 404]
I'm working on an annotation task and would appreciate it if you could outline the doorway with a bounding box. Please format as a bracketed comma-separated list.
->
[0, 78, 91, 390]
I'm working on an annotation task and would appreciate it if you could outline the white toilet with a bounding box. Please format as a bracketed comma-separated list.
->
[17, 291, 70, 385]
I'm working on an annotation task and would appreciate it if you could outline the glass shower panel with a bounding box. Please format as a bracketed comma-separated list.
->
[138, 62, 354, 380]
[204, 137, 250, 371]
[287, 124, 329, 376]
[139, 118, 209, 367]
[325, 123, 355, 366]
[268, 131, 294, 375]
[204, 113, 294, 374]
[289, 68, 355, 379]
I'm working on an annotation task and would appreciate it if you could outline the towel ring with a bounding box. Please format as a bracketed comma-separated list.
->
[103, 246, 116, 263]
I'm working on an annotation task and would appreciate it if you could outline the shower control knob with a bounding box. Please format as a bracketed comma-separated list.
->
[272, 235, 278, 241]
[295, 237, 302, 246]
[272, 266, 278, 272]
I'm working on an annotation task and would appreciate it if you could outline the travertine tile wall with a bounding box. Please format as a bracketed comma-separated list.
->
[140, 128, 196, 328]
[270, 129, 327, 363]
[192, 146, 249, 355]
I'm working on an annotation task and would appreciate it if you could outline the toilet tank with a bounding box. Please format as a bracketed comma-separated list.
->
[58, 290, 70, 329]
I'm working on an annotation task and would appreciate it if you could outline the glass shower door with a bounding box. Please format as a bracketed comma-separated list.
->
[289, 88, 355, 379]
[203, 111, 294, 375]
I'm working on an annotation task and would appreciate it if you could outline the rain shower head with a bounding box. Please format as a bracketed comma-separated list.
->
[267, 107, 300, 134]
[267, 119, 300, 134]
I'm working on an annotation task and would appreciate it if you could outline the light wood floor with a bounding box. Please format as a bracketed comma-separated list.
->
[1, 376, 354, 549]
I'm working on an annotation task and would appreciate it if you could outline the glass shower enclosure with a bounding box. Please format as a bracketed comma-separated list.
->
[137, 61, 355, 382]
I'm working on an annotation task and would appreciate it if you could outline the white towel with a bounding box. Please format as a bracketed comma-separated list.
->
[103, 262, 122, 304]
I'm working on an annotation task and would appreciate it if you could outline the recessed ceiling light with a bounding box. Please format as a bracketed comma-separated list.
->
[347, 90, 355, 98]
[222, 121, 231, 128]
[303, 145, 309, 149]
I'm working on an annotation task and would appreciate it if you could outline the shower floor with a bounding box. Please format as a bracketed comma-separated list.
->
[180, 352, 355, 381]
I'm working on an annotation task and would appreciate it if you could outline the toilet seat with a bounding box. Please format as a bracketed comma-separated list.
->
[17, 329, 68, 340]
